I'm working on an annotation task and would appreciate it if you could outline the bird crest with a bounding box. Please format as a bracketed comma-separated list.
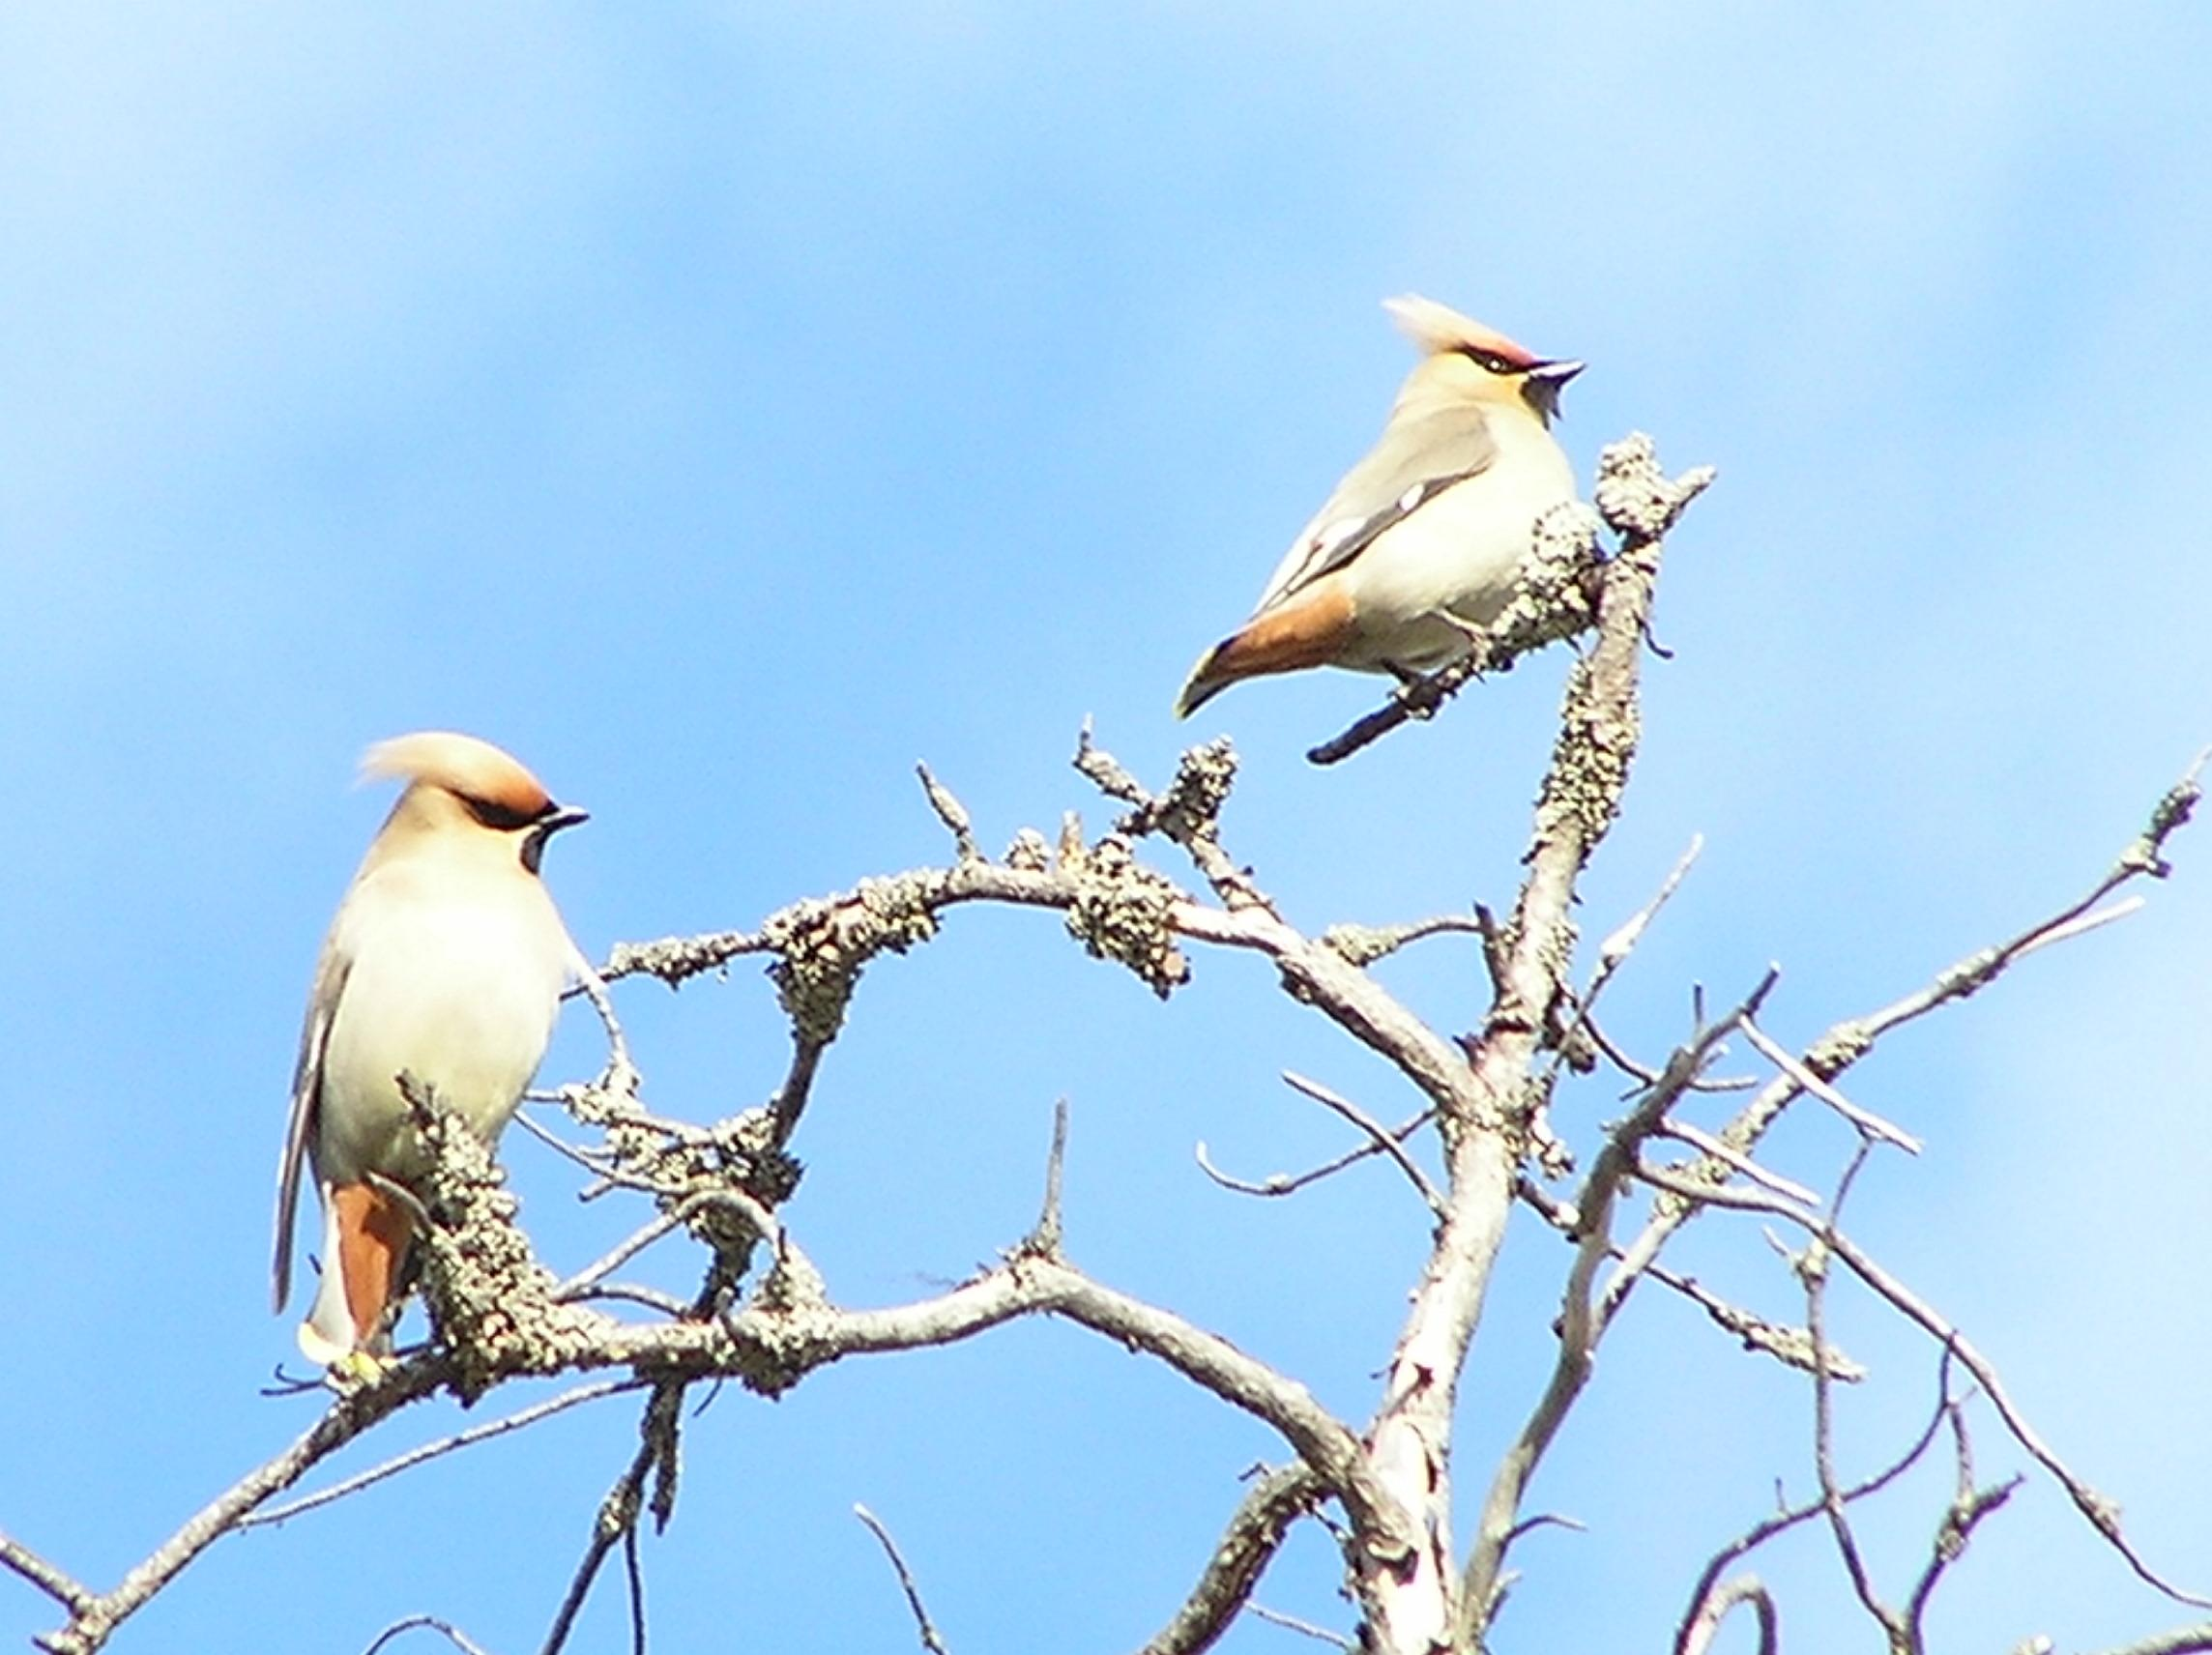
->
[1382, 294, 1541, 370]
[360, 731, 553, 820]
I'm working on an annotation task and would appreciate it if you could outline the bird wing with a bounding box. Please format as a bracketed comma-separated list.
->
[1252, 401, 1499, 614]
[271, 940, 350, 1312]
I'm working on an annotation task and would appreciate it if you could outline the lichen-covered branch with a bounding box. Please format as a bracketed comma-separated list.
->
[1134, 1466, 1327, 1655]
[1352, 435, 1709, 1655]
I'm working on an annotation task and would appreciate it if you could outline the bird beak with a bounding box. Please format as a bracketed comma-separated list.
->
[1521, 359, 1583, 424]
[543, 804, 591, 833]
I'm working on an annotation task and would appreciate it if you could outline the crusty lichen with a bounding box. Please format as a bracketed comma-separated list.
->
[1062, 832, 1190, 998]
[1138, 739, 1237, 844]
[763, 876, 945, 1044]
[404, 1083, 601, 1400]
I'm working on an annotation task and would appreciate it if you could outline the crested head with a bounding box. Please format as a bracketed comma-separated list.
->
[1383, 294, 1582, 426]
[361, 731, 556, 823]
[1382, 294, 1543, 370]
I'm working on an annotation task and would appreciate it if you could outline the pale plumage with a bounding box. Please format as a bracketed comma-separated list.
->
[272, 732, 587, 1368]
[1175, 296, 1583, 718]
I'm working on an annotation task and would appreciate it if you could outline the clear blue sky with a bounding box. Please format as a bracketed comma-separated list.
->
[4, 7, 2208, 1652]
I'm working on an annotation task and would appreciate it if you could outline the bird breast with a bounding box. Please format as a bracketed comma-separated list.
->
[1337, 415, 1576, 671]
[313, 862, 569, 1185]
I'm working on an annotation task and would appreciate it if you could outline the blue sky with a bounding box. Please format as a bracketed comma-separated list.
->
[4, 6, 2209, 1652]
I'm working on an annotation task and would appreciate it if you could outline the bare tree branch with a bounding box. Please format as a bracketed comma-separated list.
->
[1194, 1107, 1435, 1202]
[1381, 438, 1711, 1655]
[1023, 1098, 1070, 1259]
[1674, 1347, 1962, 1655]
[0, 1535, 93, 1617]
[1633, 1162, 2211, 1610]
[24, 1358, 452, 1654]
[1136, 1466, 1326, 1655]
[1463, 969, 1777, 1637]
[1600, 750, 2202, 1348]
[1677, 1577, 1777, 1655]
[1514, 1177, 1861, 1380]
[361, 1615, 497, 1655]
[1801, 1142, 1894, 1639]
[1245, 1605, 1354, 1649]
[1739, 1019, 1920, 1153]
[242, 1379, 647, 1528]
[855, 1505, 951, 1655]
[18, 442, 2197, 1655]
[540, 1382, 684, 1655]
[914, 763, 980, 865]
[1280, 1071, 1445, 1218]
[2076, 1627, 2212, 1655]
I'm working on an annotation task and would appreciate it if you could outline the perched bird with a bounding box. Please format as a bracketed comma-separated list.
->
[272, 732, 588, 1369]
[1175, 295, 1584, 718]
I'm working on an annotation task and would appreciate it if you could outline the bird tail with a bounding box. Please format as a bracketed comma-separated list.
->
[297, 1180, 417, 1367]
[1173, 584, 1358, 718]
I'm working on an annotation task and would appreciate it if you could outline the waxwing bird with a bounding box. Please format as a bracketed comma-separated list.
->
[272, 732, 588, 1369]
[1175, 295, 1583, 718]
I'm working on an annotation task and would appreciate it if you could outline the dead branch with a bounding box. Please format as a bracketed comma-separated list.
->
[1462, 969, 1776, 1636]
[1674, 1347, 1962, 1654]
[1633, 1161, 2209, 1610]
[540, 1382, 683, 1655]
[361, 1616, 496, 1655]
[1135, 1467, 1326, 1655]
[855, 1505, 952, 1655]
[1677, 1578, 1777, 1655]
[1604, 751, 2203, 1340]
[1435, 437, 1712, 1654]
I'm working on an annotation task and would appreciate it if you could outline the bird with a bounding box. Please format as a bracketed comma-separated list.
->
[1174, 295, 1584, 718]
[272, 732, 588, 1370]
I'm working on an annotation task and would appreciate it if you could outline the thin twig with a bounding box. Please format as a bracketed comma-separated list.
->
[1547, 835, 1704, 1085]
[512, 1107, 613, 1174]
[1604, 754, 2201, 1341]
[915, 764, 981, 863]
[539, 1383, 684, 1655]
[1519, 1176, 1861, 1379]
[1462, 967, 1777, 1634]
[1678, 1578, 1778, 1655]
[622, 1524, 647, 1655]
[1025, 1099, 1070, 1258]
[361, 1616, 496, 1655]
[1648, 1119, 1819, 1205]
[1245, 1605, 1354, 1648]
[1740, 1020, 1920, 1153]
[1805, 1141, 1893, 1636]
[1635, 1162, 2211, 1610]
[568, 1284, 691, 1318]
[1280, 1072, 1445, 1218]
[1193, 1107, 1435, 1201]
[245, 1379, 645, 1527]
[555, 1190, 781, 1303]
[855, 1505, 951, 1655]
[1674, 1346, 1961, 1654]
